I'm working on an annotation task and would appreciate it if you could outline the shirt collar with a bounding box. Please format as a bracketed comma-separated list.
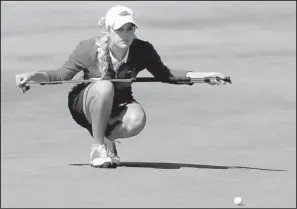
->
[109, 48, 129, 64]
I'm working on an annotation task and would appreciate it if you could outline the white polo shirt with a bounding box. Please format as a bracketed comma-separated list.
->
[109, 48, 129, 72]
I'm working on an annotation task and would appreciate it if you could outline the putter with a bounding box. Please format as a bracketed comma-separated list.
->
[19, 76, 232, 94]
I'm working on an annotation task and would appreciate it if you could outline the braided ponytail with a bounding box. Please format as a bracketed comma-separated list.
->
[95, 17, 110, 78]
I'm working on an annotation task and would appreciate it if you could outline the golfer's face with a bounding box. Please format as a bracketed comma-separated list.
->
[110, 23, 136, 48]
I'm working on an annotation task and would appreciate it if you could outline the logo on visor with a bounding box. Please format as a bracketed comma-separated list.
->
[119, 11, 130, 16]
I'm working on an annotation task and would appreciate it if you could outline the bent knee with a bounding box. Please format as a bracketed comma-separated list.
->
[84, 81, 114, 122]
[126, 111, 146, 134]
[89, 80, 114, 98]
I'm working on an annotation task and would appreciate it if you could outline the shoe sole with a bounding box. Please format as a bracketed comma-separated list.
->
[90, 162, 114, 168]
[111, 157, 120, 167]
[111, 163, 118, 168]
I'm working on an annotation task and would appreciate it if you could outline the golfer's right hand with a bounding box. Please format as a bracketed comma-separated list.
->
[15, 72, 35, 93]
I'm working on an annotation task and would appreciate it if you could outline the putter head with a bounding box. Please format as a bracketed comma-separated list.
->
[19, 84, 30, 94]
[204, 76, 232, 84]
[224, 76, 232, 84]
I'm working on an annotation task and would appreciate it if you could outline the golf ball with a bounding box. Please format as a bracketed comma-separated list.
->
[234, 197, 242, 205]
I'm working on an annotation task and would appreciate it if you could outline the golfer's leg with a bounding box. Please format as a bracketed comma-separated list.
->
[83, 81, 114, 145]
[106, 102, 146, 141]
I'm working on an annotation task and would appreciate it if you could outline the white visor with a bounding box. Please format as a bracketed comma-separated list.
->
[104, 5, 138, 30]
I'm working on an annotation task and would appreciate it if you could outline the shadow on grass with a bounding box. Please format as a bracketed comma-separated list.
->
[69, 162, 286, 171]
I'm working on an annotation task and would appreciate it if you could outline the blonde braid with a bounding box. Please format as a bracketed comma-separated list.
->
[95, 17, 110, 78]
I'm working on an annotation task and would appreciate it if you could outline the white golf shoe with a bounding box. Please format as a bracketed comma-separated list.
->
[90, 144, 113, 168]
[105, 139, 120, 167]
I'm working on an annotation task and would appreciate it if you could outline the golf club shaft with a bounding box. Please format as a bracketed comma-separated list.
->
[26, 76, 231, 85]
[20, 76, 231, 94]
[26, 77, 198, 85]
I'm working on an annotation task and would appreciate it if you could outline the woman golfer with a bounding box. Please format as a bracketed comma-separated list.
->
[15, 5, 229, 168]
